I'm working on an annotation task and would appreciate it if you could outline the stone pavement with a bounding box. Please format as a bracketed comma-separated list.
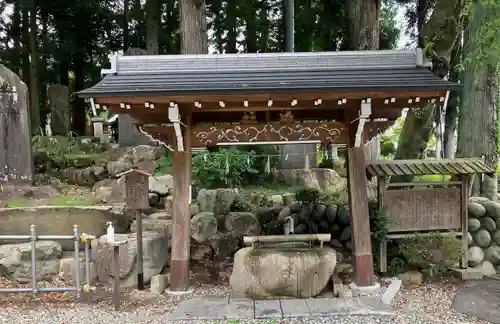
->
[452, 279, 500, 324]
[166, 295, 395, 320]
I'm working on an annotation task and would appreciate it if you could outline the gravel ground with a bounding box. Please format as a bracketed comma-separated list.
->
[0, 270, 492, 324]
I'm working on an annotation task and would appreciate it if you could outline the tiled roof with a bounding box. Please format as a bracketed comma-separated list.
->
[78, 50, 459, 97]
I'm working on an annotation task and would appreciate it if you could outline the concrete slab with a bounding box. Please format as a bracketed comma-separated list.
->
[226, 297, 254, 319]
[349, 282, 381, 297]
[358, 296, 396, 316]
[452, 279, 500, 324]
[280, 299, 311, 317]
[450, 267, 484, 280]
[254, 300, 283, 319]
[166, 296, 229, 320]
[306, 297, 351, 316]
[306, 297, 395, 316]
[381, 279, 402, 305]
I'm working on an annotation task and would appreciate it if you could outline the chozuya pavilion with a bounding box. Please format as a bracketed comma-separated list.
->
[78, 49, 457, 291]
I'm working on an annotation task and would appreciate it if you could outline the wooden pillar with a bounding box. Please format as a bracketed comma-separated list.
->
[345, 108, 374, 287]
[170, 114, 192, 291]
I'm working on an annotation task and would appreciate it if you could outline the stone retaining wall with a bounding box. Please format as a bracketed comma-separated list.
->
[467, 197, 500, 275]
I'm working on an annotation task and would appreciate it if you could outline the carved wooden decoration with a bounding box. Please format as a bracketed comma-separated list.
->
[279, 111, 294, 123]
[138, 120, 393, 149]
[241, 112, 257, 124]
[191, 122, 347, 147]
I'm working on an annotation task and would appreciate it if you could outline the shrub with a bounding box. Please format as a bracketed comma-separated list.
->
[192, 148, 260, 188]
[154, 154, 173, 175]
[32, 134, 109, 171]
[294, 187, 320, 203]
[399, 233, 464, 277]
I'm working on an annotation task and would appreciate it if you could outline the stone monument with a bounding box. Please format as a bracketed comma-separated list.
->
[0, 64, 33, 183]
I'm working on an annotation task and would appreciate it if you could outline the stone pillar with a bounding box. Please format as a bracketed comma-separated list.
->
[92, 117, 104, 141]
[48, 84, 71, 135]
[0, 64, 33, 184]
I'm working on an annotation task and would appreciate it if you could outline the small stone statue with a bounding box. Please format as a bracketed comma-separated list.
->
[44, 113, 52, 137]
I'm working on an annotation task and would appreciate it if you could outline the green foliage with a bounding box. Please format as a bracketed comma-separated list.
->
[388, 257, 408, 275]
[154, 154, 173, 175]
[294, 187, 320, 204]
[380, 137, 396, 157]
[32, 134, 109, 171]
[399, 233, 464, 277]
[318, 183, 349, 205]
[192, 148, 260, 188]
[461, 0, 500, 72]
[368, 200, 389, 242]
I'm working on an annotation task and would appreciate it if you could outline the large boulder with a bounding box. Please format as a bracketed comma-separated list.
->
[190, 212, 218, 244]
[93, 178, 126, 203]
[197, 189, 217, 213]
[225, 212, 261, 236]
[92, 231, 169, 288]
[273, 168, 346, 192]
[112, 145, 165, 174]
[484, 200, 500, 219]
[0, 206, 130, 250]
[0, 241, 62, 282]
[208, 232, 241, 259]
[214, 189, 236, 215]
[149, 175, 173, 196]
[230, 246, 337, 298]
[468, 202, 486, 218]
[131, 212, 173, 236]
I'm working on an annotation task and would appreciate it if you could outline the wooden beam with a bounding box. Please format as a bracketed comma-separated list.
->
[94, 89, 446, 105]
[169, 114, 192, 291]
[137, 120, 393, 148]
[191, 122, 347, 147]
[345, 109, 375, 287]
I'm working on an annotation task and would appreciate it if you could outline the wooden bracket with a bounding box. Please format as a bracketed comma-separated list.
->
[354, 101, 372, 147]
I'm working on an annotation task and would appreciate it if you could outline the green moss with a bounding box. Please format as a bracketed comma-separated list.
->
[6, 195, 97, 207]
[415, 174, 452, 181]
[6, 199, 26, 207]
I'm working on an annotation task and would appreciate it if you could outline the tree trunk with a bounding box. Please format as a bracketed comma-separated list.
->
[28, 0, 41, 134]
[225, 0, 238, 53]
[12, 0, 21, 74]
[243, 0, 258, 53]
[72, 36, 86, 135]
[123, 0, 129, 52]
[344, 0, 381, 161]
[443, 43, 461, 159]
[345, 0, 380, 50]
[456, 3, 498, 199]
[21, 1, 30, 85]
[146, 0, 159, 54]
[393, 0, 462, 180]
[179, 0, 208, 54]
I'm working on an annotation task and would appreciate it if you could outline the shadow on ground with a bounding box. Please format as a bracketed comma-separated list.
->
[452, 279, 500, 324]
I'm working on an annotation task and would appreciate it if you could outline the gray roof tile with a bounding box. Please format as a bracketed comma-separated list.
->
[79, 50, 458, 97]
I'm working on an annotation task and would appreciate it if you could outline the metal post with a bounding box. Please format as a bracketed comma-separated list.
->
[30, 225, 37, 297]
[136, 210, 144, 290]
[73, 225, 81, 299]
[84, 238, 92, 302]
[284, 0, 294, 52]
[0, 227, 96, 296]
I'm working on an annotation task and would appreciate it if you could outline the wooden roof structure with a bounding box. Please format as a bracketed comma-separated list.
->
[79, 50, 456, 97]
[78, 49, 458, 150]
[366, 158, 495, 177]
[78, 49, 462, 291]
